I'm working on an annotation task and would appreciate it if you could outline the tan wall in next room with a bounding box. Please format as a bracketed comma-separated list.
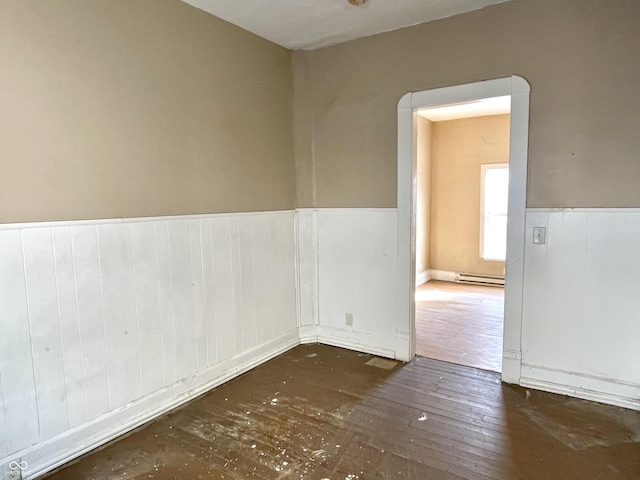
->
[0, 0, 295, 223]
[416, 116, 432, 278]
[430, 114, 510, 277]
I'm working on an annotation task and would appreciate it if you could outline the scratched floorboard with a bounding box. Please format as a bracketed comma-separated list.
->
[44, 344, 640, 480]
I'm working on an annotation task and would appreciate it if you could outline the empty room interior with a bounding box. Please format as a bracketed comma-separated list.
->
[414, 98, 510, 373]
[1, 0, 639, 479]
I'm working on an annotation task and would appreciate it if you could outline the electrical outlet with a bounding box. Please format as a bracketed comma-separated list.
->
[345, 313, 353, 326]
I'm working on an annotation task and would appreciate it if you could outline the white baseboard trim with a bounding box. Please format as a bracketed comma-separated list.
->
[428, 269, 457, 282]
[300, 325, 401, 361]
[298, 325, 319, 344]
[313, 326, 396, 359]
[501, 349, 522, 384]
[520, 364, 640, 411]
[19, 330, 301, 480]
[394, 332, 411, 362]
[416, 270, 430, 286]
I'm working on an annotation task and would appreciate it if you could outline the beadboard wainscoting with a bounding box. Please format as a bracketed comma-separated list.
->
[296, 209, 399, 358]
[298, 207, 640, 410]
[3, 206, 640, 478]
[0, 211, 297, 478]
[521, 209, 640, 410]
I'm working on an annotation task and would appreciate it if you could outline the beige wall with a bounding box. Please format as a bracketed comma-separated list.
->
[0, 0, 295, 223]
[294, 0, 640, 208]
[430, 115, 510, 276]
[415, 116, 431, 276]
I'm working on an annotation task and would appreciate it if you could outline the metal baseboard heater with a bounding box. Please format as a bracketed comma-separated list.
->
[455, 272, 505, 286]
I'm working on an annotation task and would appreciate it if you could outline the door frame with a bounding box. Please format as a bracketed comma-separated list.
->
[395, 76, 531, 383]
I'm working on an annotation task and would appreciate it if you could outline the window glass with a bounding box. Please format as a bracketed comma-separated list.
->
[481, 165, 509, 261]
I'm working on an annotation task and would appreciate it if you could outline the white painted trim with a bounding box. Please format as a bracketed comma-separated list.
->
[502, 77, 530, 384]
[396, 93, 416, 362]
[394, 332, 411, 362]
[410, 78, 513, 110]
[479, 163, 509, 261]
[428, 270, 458, 282]
[295, 209, 320, 328]
[502, 349, 522, 384]
[294, 212, 302, 329]
[526, 207, 640, 214]
[314, 326, 397, 360]
[295, 207, 397, 214]
[297, 325, 319, 344]
[17, 331, 301, 479]
[415, 270, 430, 286]
[397, 76, 531, 384]
[521, 364, 640, 411]
[0, 210, 295, 231]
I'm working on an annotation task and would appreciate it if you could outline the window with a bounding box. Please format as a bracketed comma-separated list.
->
[480, 164, 509, 261]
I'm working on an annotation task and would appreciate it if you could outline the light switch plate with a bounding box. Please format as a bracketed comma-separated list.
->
[533, 226, 546, 244]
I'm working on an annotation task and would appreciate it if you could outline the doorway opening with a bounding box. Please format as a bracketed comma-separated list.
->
[395, 76, 531, 384]
[414, 100, 511, 373]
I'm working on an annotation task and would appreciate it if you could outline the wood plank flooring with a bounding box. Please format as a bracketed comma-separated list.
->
[45, 344, 640, 480]
[416, 281, 504, 372]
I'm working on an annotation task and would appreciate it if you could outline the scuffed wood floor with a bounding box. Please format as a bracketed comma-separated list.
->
[416, 280, 504, 372]
[45, 344, 640, 479]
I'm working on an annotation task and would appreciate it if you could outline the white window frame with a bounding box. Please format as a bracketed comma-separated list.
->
[480, 163, 509, 261]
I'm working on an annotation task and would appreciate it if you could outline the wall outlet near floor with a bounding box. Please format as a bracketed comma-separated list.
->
[345, 313, 353, 326]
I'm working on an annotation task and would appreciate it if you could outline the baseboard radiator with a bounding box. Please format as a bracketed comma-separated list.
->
[456, 272, 505, 287]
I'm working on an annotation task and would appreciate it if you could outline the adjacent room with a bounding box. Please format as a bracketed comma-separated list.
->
[1, 0, 639, 478]
[415, 98, 511, 373]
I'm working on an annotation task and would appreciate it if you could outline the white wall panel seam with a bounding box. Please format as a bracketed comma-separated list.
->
[20, 229, 43, 442]
[208, 220, 219, 365]
[188, 221, 198, 370]
[68, 229, 88, 421]
[250, 220, 258, 347]
[200, 220, 211, 367]
[267, 218, 275, 339]
[230, 218, 240, 355]
[94, 227, 112, 410]
[129, 225, 145, 397]
[152, 223, 166, 385]
[51, 229, 72, 431]
[166, 225, 178, 382]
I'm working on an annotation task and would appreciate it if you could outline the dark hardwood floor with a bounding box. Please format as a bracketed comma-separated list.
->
[45, 344, 640, 480]
[416, 280, 504, 372]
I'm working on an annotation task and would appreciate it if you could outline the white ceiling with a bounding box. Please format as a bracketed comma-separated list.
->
[181, 0, 511, 50]
[417, 96, 511, 122]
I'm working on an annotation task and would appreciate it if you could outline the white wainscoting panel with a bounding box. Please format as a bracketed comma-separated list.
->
[521, 209, 640, 410]
[0, 211, 297, 478]
[314, 209, 398, 358]
[296, 210, 319, 332]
